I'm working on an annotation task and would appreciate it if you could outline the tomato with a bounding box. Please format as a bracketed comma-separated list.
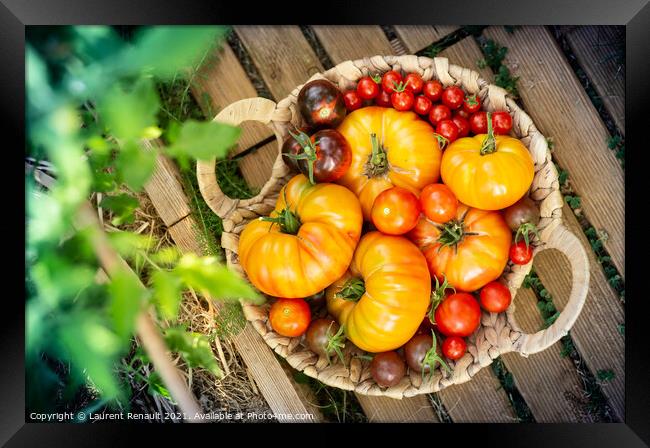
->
[336, 107, 442, 219]
[381, 70, 403, 92]
[428, 104, 452, 127]
[305, 289, 326, 310]
[503, 196, 540, 231]
[343, 90, 363, 111]
[442, 336, 466, 360]
[391, 90, 415, 111]
[510, 241, 533, 265]
[239, 174, 363, 298]
[413, 95, 432, 115]
[441, 114, 535, 210]
[462, 94, 481, 114]
[357, 76, 380, 100]
[269, 298, 311, 337]
[420, 183, 458, 223]
[326, 232, 431, 352]
[479, 281, 512, 313]
[297, 79, 347, 128]
[436, 119, 459, 143]
[441, 86, 465, 110]
[492, 111, 513, 135]
[283, 128, 352, 184]
[371, 351, 406, 387]
[434, 293, 481, 337]
[281, 127, 312, 171]
[306, 318, 345, 363]
[423, 80, 443, 102]
[452, 115, 470, 137]
[375, 89, 392, 107]
[371, 186, 421, 235]
[469, 111, 488, 134]
[404, 73, 424, 94]
[403, 333, 448, 374]
[408, 204, 512, 292]
[455, 108, 470, 120]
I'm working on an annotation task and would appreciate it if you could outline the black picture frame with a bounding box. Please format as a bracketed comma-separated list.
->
[7, 0, 648, 445]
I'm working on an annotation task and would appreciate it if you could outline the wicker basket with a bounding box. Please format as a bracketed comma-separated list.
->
[196, 55, 590, 399]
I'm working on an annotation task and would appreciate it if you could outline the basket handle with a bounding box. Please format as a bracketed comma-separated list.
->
[514, 224, 590, 356]
[196, 97, 280, 219]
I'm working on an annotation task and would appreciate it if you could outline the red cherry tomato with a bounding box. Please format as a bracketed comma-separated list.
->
[428, 104, 452, 127]
[492, 111, 513, 135]
[419, 183, 458, 223]
[479, 281, 512, 313]
[469, 111, 488, 134]
[342, 90, 363, 111]
[371, 186, 421, 235]
[442, 336, 467, 360]
[375, 89, 392, 107]
[269, 298, 311, 337]
[462, 94, 481, 114]
[423, 80, 443, 102]
[357, 76, 380, 100]
[404, 73, 424, 94]
[436, 119, 459, 143]
[391, 90, 415, 111]
[441, 86, 465, 109]
[413, 95, 433, 115]
[451, 114, 470, 137]
[509, 241, 533, 265]
[381, 70, 403, 92]
[434, 293, 481, 338]
[455, 108, 470, 119]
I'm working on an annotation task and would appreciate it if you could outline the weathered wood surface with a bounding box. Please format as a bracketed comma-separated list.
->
[483, 26, 624, 276]
[356, 395, 440, 423]
[312, 26, 394, 61]
[561, 25, 625, 135]
[393, 26, 459, 53]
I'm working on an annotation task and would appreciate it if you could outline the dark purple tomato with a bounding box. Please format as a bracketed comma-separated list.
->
[370, 351, 406, 388]
[297, 79, 347, 129]
[404, 333, 448, 374]
[306, 318, 344, 361]
[503, 196, 540, 231]
[283, 128, 352, 183]
[304, 289, 326, 310]
[281, 127, 311, 171]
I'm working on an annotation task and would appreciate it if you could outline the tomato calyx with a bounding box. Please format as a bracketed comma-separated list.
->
[391, 81, 408, 93]
[433, 132, 449, 150]
[370, 73, 382, 83]
[435, 210, 479, 253]
[515, 222, 540, 249]
[421, 331, 452, 381]
[324, 322, 347, 365]
[465, 94, 479, 107]
[334, 277, 366, 302]
[285, 128, 319, 184]
[479, 111, 497, 156]
[261, 188, 302, 234]
[428, 275, 455, 324]
[364, 133, 389, 177]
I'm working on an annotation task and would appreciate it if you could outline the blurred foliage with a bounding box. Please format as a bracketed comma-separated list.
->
[26, 26, 263, 414]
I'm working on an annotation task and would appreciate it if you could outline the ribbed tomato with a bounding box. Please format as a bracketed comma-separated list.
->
[335, 106, 442, 219]
[408, 204, 512, 292]
[440, 114, 535, 210]
[238, 174, 363, 298]
[326, 232, 431, 353]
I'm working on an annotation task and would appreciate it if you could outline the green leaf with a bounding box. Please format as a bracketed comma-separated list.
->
[71, 26, 124, 63]
[164, 327, 222, 378]
[151, 270, 183, 320]
[107, 269, 148, 341]
[107, 231, 157, 260]
[174, 253, 262, 304]
[147, 372, 172, 401]
[115, 141, 156, 191]
[100, 193, 139, 226]
[30, 253, 97, 307]
[149, 246, 182, 266]
[167, 120, 241, 161]
[99, 77, 160, 140]
[596, 369, 615, 382]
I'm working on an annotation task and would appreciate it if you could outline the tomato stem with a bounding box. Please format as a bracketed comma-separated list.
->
[325, 323, 347, 366]
[436, 213, 478, 254]
[428, 274, 455, 324]
[480, 111, 497, 155]
[261, 188, 302, 235]
[286, 128, 318, 184]
[515, 222, 540, 249]
[421, 331, 452, 383]
[364, 133, 388, 177]
[334, 277, 365, 302]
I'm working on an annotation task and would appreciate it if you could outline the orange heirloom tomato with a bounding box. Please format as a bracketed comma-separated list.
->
[408, 204, 511, 292]
[440, 115, 534, 210]
[326, 231, 431, 353]
[238, 174, 363, 298]
[336, 106, 442, 219]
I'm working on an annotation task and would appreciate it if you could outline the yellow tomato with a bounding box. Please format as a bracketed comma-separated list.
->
[441, 133, 534, 210]
[336, 107, 442, 219]
[326, 232, 431, 353]
[238, 174, 363, 298]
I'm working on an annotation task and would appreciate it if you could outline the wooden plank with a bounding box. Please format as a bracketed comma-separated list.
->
[438, 36, 494, 82]
[191, 41, 274, 153]
[356, 395, 439, 423]
[502, 287, 591, 422]
[234, 26, 324, 100]
[237, 141, 279, 190]
[312, 26, 394, 61]
[439, 368, 517, 422]
[534, 204, 625, 421]
[562, 26, 625, 135]
[394, 25, 460, 53]
[482, 26, 624, 276]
